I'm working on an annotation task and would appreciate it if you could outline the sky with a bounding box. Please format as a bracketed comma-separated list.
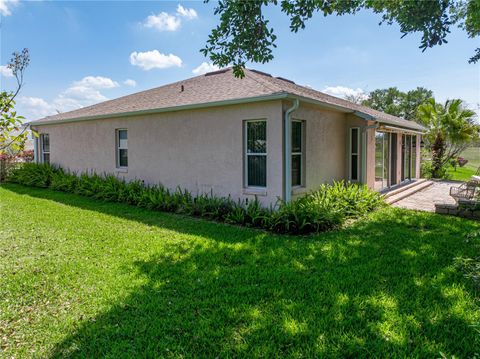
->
[0, 0, 479, 122]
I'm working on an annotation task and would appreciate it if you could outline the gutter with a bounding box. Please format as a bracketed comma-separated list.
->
[284, 98, 299, 203]
[379, 125, 426, 135]
[29, 93, 290, 126]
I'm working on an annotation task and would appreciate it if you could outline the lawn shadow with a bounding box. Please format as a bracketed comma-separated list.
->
[3, 185, 480, 357]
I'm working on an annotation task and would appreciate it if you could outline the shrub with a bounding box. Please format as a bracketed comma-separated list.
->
[7, 163, 55, 188]
[6, 164, 384, 235]
[421, 161, 450, 179]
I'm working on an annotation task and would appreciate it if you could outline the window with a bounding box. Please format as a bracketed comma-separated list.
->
[116, 129, 128, 168]
[291, 120, 304, 187]
[40, 134, 50, 164]
[245, 120, 266, 187]
[349, 128, 359, 181]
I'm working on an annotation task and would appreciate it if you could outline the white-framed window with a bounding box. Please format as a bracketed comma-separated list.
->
[244, 120, 267, 188]
[291, 120, 305, 187]
[116, 129, 128, 168]
[40, 134, 50, 164]
[349, 127, 360, 181]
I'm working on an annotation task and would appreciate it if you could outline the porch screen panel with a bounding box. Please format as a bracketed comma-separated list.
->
[383, 133, 390, 187]
[375, 132, 384, 190]
[411, 135, 417, 178]
[246, 121, 267, 187]
[403, 135, 411, 180]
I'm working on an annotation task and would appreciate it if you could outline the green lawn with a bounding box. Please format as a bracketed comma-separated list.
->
[1, 184, 479, 358]
[447, 146, 480, 181]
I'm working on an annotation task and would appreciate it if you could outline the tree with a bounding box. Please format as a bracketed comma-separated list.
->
[202, 0, 480, 77]
[362, 87, 434, 121]
[0, 48, 30, 154]
[417, 98, 479, 178]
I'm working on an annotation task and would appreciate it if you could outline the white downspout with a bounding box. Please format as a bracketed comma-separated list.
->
[284, 98, 299, 202]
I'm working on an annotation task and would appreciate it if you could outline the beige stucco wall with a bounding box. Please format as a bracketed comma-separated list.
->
[287, 103, 350, 199]
[33, 101, 284, 206]
[33, 98, 423, 205]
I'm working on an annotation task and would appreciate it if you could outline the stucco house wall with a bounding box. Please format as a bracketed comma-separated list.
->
[288, 103, 348, 199]
[33, 101, 284, 206]
[32, 98, 423, 206]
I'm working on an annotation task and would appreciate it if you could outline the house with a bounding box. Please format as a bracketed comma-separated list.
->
[29, 68, 425, 205]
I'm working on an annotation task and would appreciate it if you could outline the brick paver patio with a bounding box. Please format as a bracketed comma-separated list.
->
[393, 181, 458, 212]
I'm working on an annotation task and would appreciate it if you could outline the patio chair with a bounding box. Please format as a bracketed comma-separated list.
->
[471, 166, 480, 183]
[450, 180, 478, 201]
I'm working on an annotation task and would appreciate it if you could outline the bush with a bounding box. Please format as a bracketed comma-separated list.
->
[6, 164, 384, 235]
[421, 161, 450, 179]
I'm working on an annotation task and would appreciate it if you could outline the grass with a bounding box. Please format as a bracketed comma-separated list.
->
[447, 146, 480, 181]
[1, 184, 479, 358]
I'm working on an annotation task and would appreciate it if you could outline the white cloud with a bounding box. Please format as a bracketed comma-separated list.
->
[124, 79, 137, 87]
[18, 97, 56, 120]
[0, 65, 13, 77]
[130, 50, 182, 70]
[323, 85, 368, 102]
[17, 75, 121, 120]
[192, 62, 220, 75]
[0, 0, 19, 16]
[144, 12, 181, 31]
[143, 4, 197, 31]
[176, 4, 197, 19]
[61, 85, 108, 103]
[74, 76, 119, 89]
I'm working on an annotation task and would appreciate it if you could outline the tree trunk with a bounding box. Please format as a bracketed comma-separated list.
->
[431, 134, 445, 178]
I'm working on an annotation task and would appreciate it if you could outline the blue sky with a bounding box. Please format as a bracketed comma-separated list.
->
[0, 0, 479, 121]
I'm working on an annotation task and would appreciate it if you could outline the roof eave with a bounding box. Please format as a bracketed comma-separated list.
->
[29, 93, 290, 126]
[283, 94, 426, 132]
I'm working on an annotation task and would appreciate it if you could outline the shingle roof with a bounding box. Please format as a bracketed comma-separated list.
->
[31, 68, 425, 131]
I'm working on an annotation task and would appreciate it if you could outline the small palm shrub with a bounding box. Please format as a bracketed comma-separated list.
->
[309, 181, 384, 218]
[6, 164, 384, 235]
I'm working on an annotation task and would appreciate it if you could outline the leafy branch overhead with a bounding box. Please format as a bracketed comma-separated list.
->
[202, 0, 480, 77]
[0, 48, 31, 153]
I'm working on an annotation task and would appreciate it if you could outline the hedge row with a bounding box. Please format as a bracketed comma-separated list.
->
[6, 163, 384, 235]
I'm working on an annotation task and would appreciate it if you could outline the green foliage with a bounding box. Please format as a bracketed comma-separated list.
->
[6, 164, 383, 235]
[418, 98, 479, 178]
[362, 87, 433, 121]
[0, 48, 31, 154]
[421, 161, 450, 180]
[1, 185, 479, 357]
[203, 0, 480, 76]
[7, 162, 54, 188]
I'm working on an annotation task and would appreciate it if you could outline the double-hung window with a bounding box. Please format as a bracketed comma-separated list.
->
[40, 134, 50, 164]
[349, 127, 360, 181]
[245, 120, 267, 187]
[291, 120, 304, 187]
[116, 129, 128, 168]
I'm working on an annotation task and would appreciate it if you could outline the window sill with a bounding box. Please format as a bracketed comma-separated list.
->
[243, 188, 267, 196]
[115, 168, 128, 174]
[291, 186, 307, 196]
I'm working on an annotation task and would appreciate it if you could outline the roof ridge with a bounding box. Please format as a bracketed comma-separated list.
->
[244, 68, 284, 94]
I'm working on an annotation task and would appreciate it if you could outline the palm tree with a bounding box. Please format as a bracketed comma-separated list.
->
[417, 99, 479, 178]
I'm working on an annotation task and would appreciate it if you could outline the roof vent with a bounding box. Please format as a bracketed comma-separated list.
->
[276, 76, 295, 84]
[180, 84, 184, 92]
[205, 68, 230, 76]
[250, 69, 272, 77]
